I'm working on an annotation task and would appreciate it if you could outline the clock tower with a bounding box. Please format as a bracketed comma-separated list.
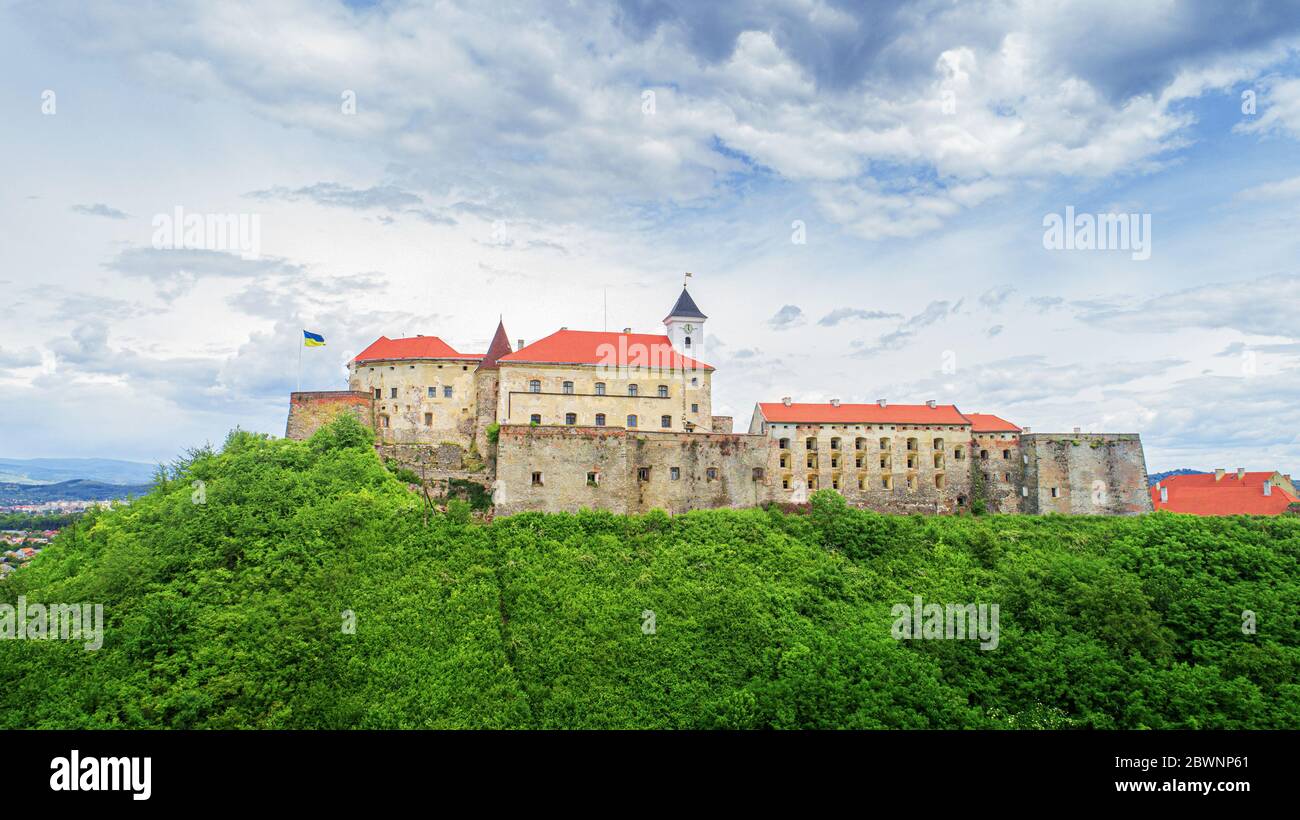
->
[663, 283, 707, 357]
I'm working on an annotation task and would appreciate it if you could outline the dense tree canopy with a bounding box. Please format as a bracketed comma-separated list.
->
[2, 415, 1297, 729]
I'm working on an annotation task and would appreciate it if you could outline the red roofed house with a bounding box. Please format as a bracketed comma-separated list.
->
[1151, 469, 1298, 515]
[494, 287, 715, 434]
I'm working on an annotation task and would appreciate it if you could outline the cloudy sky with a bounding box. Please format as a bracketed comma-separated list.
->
[2, 0, 1300, 473]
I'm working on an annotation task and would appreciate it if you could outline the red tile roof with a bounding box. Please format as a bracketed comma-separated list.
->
[477, 320, 514, 371]
[1151, 472, 1298, 515]
[757, 402, 971, 426]
[498, 329, 712, 370]
[963, 413, 1021, 433]
[352, 336, 482, 364]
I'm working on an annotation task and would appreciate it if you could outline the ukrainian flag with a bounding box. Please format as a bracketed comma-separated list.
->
[303, 330, 326, 347]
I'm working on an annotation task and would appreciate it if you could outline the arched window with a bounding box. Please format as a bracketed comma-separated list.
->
[529, 379, 541, 393]
[595, 382, 606, 395]
[562, 381, 574, 395]
[628, 384, 639, 397]
[684, 335, 692, 348]
[657, 385, 669, 398]
[779, 437, 790, 450]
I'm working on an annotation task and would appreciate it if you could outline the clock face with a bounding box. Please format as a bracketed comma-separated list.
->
[683, 324, 695, 334]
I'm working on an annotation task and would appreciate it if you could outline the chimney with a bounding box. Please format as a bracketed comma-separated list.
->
[1215, 468, 1225, 482]
[1237, 467, 1246, 481]
[516, 339, 525, 351]
[623, 327, 632, 334]
[1264, 480, 1272, 496]
[926, 399, 936, 409]
[830, 398, 841, 407]
[782, 396, 792, 407]
[1159, 486, 1168, 503]
[1022, 426, 1031, 433]
[877, 398, 887, 408]
[1072, 426, 1081, 434]
[560, 326, 567, 330]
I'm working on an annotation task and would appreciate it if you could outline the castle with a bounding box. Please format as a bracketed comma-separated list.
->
[286, 283, 1153, 516]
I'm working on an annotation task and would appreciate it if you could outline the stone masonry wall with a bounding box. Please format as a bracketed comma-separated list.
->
[285, 391, 374, 440]
[1022, 433, 1152, 515]
[494, 424, 772, 515]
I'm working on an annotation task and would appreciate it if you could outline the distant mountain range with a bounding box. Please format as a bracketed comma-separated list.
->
[1148, 469, 1209, 485]
[0, 479, 153, 505]
[0, 457, 157, 486]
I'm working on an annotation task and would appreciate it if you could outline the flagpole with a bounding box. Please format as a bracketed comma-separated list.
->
[297, 333, 302, 394]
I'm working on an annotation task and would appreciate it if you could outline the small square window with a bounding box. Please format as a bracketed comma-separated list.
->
[565, 413, 577, 425]
[587, 472, 599, 486]
[443, 386, 453, 398]
[660, 415, 671, 428]
[595, 413, 606, 426]
[423, 413, 433, 426]
[752, 467, 764, 480]
[691, 403, 699, 413]
[531, 472, 543, 486]
[390, 387, 398, 398]
[427, 386, 436, 398]
[670, 467, 680, 480]
[706, 467, 718, 480]
[530, 414, 541, 424]
[637, 467, 650, 482]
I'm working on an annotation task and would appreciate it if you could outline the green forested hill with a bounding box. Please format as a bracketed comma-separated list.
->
[2, 415, 1298, 729]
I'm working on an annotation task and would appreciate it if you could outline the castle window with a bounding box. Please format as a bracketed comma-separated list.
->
[806, 454, 816, 469]
[595, 382, 606, 395]
[933, 438, 944, 450]
[831, 476, 840, 490]
[529, 380, 541, 393]
[1002, 449, 1011, 459]
[858, 475, 867, 490]
[424, 413, 433, 427]
[691, 403, 699, 413]
[684, 336, 691, 348]
[530, 414, 541, 424]
[779, 438, 789, 449]
[807, 475, 818, 490]
[373, 388, 381, 399]
[830, 454, 841, 469]
[627, 415, 638, 428]
[782, 476, 790, 490]
[637, 467, 650, 482]
[628, 384, 639, 397]
[427, 386, 436, 398]
[906, 437, 918, 451]
[879, 437, 890, 450]
[660, 415, 671, 428]
[954, 447, 964, 460]
[657, 385, 669, 398]
[906, 454, 917, 469]
[1051, 487, 1059, 498]
[752, 467, 764, 480]
[595, 413, 606, 427]
[691, 377, 698, 386]
[780, 453, 791, 469]
[443, 386, 453, 398]
[935, 474, 945, 489]
[380, 415, 390, 428]
[957, 495, 966, 505]
[933, 453, 943, 468]
[707, 468, 718, 481]
[980, 449, 989, 460]
[830, 437, 841, 450]
[882, 476, 892, 490]
[463, 366, 468, 371]
[563, 381, 574, 395]
[907, 476, 917, 491]
[670, 467, 680, 480]
[880, 455, 890, 469]
[390, 387, 398, 399]
[805, 437, 816, 450]
[855, 455, 864, 468]
[1004, 472, 1011, 481]
[1022, 486, 1029, 497]
[532, 472, 543, 486]
[587, 472, 599, 486]
[565, 413, 577, 425]
[855, 437, 866, 451]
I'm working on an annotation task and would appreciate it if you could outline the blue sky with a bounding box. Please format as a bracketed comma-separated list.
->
[2, 0, 1300, 473]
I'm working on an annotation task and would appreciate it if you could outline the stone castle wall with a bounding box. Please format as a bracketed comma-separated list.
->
[972, 432, 1024, 513]
[285, 391, 374, 440]
[494, 424, 772, 515]
[1022, 433, 1152, 515]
